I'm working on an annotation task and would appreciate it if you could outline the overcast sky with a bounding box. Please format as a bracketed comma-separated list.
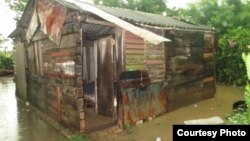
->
[0, 0, 16, 51]
[0, 0, 197, 50]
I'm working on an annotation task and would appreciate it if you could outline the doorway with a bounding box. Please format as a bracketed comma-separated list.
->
[81, 24, 117, 132]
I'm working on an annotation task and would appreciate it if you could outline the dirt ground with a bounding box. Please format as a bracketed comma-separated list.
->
[89, 85, 245, 141]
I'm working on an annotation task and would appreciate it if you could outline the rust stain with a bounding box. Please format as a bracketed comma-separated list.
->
[37, 0, 67, 45]
[159, 89, 168, 111]
[148, 92, 155, 118]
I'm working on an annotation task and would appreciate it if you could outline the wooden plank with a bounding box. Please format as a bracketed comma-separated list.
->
[125, 44, 145, 49]
[203, 76, 215, 83]
[125, 31, 143, 40]
[59, 33, 79, 48]
[125, 64, 145, 70]
[203, 52, 214, 61]
[125, 49, 144, 54]
[50, 51, 73, 57]
[145, 60, 164, 65]
[125, 38, 145, 45]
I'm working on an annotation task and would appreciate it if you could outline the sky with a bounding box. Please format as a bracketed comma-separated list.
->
[0, 0, 16, 51]
[0, 0, 197, 51]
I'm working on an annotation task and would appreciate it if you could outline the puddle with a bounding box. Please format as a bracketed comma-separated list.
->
[0, 77, 66, 141]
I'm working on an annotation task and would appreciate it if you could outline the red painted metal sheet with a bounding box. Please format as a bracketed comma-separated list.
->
[37, 0, 67, 45]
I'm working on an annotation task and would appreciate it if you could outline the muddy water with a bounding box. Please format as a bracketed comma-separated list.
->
[92, 85, 245, 141]
[120, 85, 244, 141]
[0, 77, 66, 141]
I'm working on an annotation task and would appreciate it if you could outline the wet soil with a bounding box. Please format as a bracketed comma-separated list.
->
[0, 77, 66, 141]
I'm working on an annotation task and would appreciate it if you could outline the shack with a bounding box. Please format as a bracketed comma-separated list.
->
[10, 0, 217, 133]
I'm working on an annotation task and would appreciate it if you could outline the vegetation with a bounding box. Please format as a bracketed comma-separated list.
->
[0, 34, 13, 70]
[216, 27, 250, 86]
[227, 52, 250, 124]
[67, 135, 90, 141]
[0, 51, 14, 70]
[7, 0, 29, 22]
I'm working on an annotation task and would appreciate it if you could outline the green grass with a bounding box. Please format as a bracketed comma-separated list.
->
[67, 135, 90, 141]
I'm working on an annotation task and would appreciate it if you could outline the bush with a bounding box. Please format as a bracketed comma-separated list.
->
[0, 51, 14, 70]
[227, 50, 250, 124]
[216, 27, 250, 86]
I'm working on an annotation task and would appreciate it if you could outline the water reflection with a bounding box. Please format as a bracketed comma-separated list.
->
[0, 77, 18, 141]
[0, 77, 65, 141]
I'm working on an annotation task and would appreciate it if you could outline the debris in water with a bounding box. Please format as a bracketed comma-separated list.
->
[136, 120, 143, 125]
[25, 102, 30, 106]
[156, 137, 162, 141]
[184, 116, 224, 125]
[194, 104, 198, 108]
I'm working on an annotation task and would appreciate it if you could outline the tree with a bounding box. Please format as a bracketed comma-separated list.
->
[0, 34, 8, 46]
[6, 0, 29, 22]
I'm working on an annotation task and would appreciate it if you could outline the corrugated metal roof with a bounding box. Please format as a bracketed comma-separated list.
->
[96, 5, 213, 31]
[10, 0, 214, 39]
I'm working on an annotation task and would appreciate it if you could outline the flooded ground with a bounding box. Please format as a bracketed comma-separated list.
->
[0, 77, 66, 141]
[90, 84, 245, 141]
[0, 76, 245, 141]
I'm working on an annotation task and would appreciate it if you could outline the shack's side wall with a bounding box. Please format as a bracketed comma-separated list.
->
[165, 30, 216, 111]
[25, 10, 85, 132]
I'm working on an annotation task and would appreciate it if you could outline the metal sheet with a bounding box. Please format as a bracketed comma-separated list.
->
[120, 83, 168, 126]
[26, 8, 39, 43]
[37, 0, 67, 45]
[55, 0, 170, 45]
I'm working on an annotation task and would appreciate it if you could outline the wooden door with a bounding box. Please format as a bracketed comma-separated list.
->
[96, 36, 115, 117]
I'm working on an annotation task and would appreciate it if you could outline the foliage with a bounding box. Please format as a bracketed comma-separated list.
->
[0, 51, 14, 70]
[226, 110, 249, 124]
[67, 135, 90, 141]
[6, 0, 29, 22]
[242, 52, 250, 123]
[227, 49, 250, 124]
[0, 34, 8, 45]
[124, 123, 134, 133]
[215, 27, 250, 86]
[177, 0, 250, 35]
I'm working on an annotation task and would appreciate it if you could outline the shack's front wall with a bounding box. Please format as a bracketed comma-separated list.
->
[120, 29, 168, 126]
[120, 29, 216, 126]
[24, 6, 85, 132]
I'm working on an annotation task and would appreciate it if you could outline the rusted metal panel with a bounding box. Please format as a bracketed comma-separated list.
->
[96, 36, 115, 117]
[37, 0, 67, 45]
[120, 83, 168, 126]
